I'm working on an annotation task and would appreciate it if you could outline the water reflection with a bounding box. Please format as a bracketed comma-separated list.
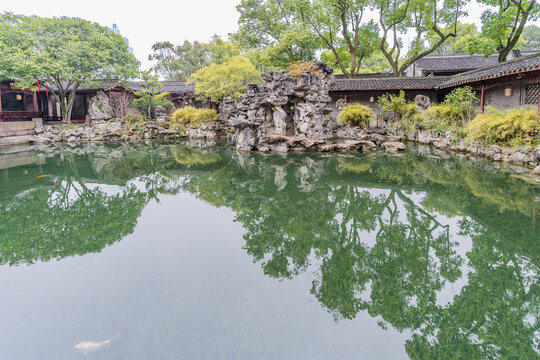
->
[0, 141, 539, 358]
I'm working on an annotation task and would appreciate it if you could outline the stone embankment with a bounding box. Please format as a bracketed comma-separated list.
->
[25, 119, 229, 144]
[335, 126, 540, 173]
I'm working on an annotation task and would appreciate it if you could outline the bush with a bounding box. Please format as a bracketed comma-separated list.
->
[171, 106, 219, 130]
[338, 104, 374, 127]
[378, 91, 408, 117]
[286, 61, 324, 79]
[442, 86, 477, 124]
[466, 106, 540, 146]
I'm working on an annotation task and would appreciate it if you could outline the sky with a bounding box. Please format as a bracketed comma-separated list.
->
[1, 0, 243, 70]
[0, 0, 523, 72]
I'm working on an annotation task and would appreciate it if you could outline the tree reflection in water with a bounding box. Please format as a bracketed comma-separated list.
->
[0, 142, 539, 358]
[183, 149, 540, 359]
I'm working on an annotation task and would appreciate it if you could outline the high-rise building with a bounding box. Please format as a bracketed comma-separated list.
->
[111, 23, 134, 54]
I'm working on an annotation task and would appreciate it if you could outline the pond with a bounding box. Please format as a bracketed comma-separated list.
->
[0, 141, 539, 359]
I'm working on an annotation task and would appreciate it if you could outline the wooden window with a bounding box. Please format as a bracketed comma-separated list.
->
[525, 84, 540, 104]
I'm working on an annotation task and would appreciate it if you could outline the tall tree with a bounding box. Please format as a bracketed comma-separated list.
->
[295, 0, 380, 77]
[374, 0, 468, 76]
[150, 36, 240, 80]
[426, 23, 480, 54]
[234, 0, 319, 69]
[521, 24, 540, 50]
[0, 13, 139, 123]
[476, 0, 540, 62]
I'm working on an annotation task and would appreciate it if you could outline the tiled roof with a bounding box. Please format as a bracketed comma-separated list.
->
[46, 80, 195, 93]
[129, 81, 195, 93]
[331, 77, 449, 91]
[440, 52, 540, 88]
[414, 53, 499, 72]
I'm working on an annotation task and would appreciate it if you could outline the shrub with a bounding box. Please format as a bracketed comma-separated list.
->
[442, 86, 477, 124]
[466, 106, 540, 146]
[338, 104, 374, 127]
[171, 106, 219, 130]
[286, 61, 324, 79]
[378, 91, 408, 117]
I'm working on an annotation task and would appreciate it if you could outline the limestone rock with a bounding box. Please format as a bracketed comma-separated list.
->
[222, 62, 335, 152]
[382, 141, 407, 153]
[87, 91, 114, 121]
[415, 95, 431, 110]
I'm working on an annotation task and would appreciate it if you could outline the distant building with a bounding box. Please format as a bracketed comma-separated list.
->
[404, 50, 539, 77]
[111, 23, 134, 54]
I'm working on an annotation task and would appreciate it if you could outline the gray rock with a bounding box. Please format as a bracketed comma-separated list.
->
[29, 135, 51, 143]
[222, 62, 335, 152]
[382, 141, 406, 153]
[415, 94, 431, 110]
[87, 91, 114, 121]
[533, 166, 540, 175]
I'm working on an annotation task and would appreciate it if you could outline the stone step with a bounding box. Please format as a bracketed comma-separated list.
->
[0, 135, 33, 146]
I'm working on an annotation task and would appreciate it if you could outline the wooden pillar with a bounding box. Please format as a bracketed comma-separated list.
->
[344, 92, 348, 103]
[33, 91, 38, 112]
[0, 88, 3, 113]
[480, 84, 486, 113]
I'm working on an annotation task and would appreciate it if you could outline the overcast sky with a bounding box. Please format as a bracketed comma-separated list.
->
[1, 0, 526, 72]
[2, 0, 243, 70]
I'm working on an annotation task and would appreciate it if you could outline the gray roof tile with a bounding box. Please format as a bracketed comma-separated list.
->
[440, 52, 540, 88]
[331, 77, 449, 91]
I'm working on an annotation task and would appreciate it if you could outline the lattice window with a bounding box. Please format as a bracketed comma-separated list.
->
[484, 90, 493, 106]
[525, 84, 540, 104]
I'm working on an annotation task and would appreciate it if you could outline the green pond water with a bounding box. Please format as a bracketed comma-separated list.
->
[0, 141, 539, 359]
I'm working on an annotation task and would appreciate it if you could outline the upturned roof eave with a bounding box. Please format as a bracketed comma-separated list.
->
[438, 65, 540, 89]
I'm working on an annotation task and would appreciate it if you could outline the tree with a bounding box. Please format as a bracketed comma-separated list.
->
[149, 41, 185, 81]
[475, 0, 540, 62]
[131, 70, 173, 120]
[233, 0, 319, 69]
[426, 23, 480, 54]
[295, 0, 380, 77]
[374, 0, 468, 76]
[522, 24, 540, 50]
[150, 36, 241, 80]
[0, 13, 139, 123]
[234, 0, 468, 77]
[187, 56, 262, 102]
[206, 35, 241, 65]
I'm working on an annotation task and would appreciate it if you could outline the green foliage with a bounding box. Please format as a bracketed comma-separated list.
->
[442, 86, 477, 124]
[285, 60, 324, 79]
[170, 106, 219, 130]
[427, 23, 481, 54]
[395, 87, 477, 134]
[0, 13, 139, 122]
[187, 56, 262, 102]
[471, 0, 536, 61]
[378, 91, 409, 117]
[375, 0, 467, 76]
[233, 1, 319, 69]
[150, 35, 240, 81]
[466, 106, 540, 146]
[131, 70, 173, 120]
[338, 104, 374, 127]
[522, 24, 540, 50]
